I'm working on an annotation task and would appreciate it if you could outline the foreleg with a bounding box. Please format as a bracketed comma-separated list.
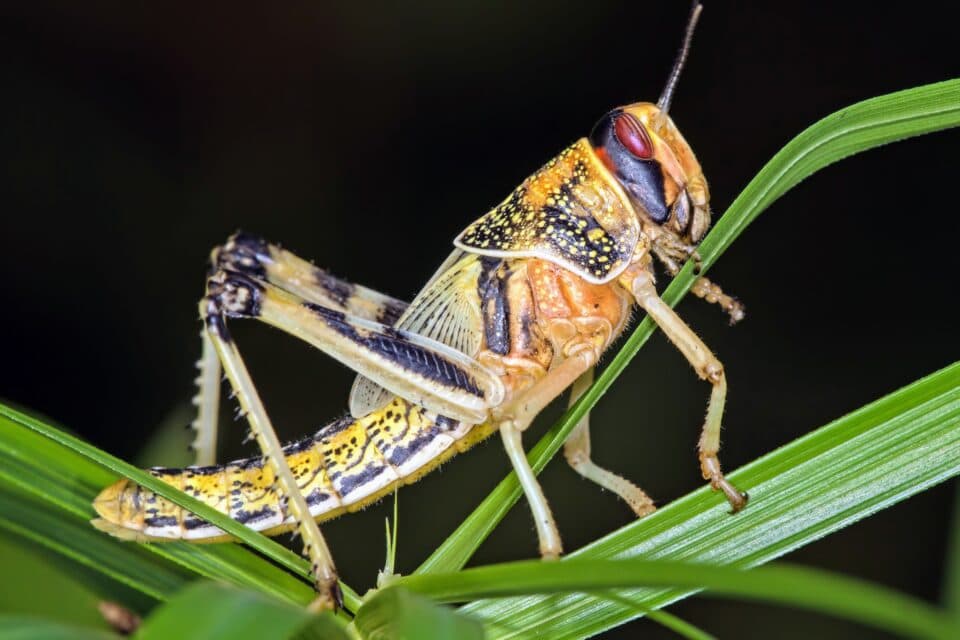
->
[629, 268, 748, 512]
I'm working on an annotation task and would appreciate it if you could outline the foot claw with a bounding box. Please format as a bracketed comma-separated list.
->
[630, 501, 657, 518]
[717, 479, 748, 513]
[307, 581, 343, 613]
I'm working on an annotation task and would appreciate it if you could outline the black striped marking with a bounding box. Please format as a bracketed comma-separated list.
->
[303, 302, 485, 398]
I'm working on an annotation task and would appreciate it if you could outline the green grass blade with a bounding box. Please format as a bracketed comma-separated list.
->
[0, 488, 192, 603]
[0, 616, 119, 640]
[396, 559, 955, 640]
[640, 609, 715, 640]
[0, 525, 152, 627]
[944, 483, 960, 618]
[0, 435, 314, 608]
[354, 588, 485, 640]
[417, 78, 960, 575]
[584, 590, 715, 640]
[569, 590, 716, 640]
[134, 582, 349, 640]
[0, 404, 307, 576]
[0, 405, 353, 609]
[451, 361, 960, 638]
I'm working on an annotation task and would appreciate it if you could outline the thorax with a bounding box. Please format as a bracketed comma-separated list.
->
[475, 255, 633, 399]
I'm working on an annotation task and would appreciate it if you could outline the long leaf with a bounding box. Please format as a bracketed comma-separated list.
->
[417, 78, 960, 575]
[0, 616, 118, 640]
[0, 487, 192, 603]
[0, 407, 327, 607]
[944, 483, 960, 619]
[355, 587, 485, 640]
[134, 582, 349, 640]
[398, 559, 955, 639]
[452, 361, 960, 638]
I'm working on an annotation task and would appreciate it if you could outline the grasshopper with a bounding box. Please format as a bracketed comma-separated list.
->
[92, 3, 746, 610]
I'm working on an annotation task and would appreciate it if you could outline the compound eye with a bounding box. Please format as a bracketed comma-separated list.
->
[613, 113, 654, 160]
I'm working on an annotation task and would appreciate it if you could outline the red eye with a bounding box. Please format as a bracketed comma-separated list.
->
[613, 113, 654, 159]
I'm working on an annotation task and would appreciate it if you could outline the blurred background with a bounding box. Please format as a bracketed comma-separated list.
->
[1, 1, 958, 637]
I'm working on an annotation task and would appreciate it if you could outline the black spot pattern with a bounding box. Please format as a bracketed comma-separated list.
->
[455, 140, 639, 282]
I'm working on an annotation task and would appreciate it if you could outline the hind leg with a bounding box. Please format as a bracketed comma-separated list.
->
[188, 232, 413, 609]
[189, 232, 411, 465]
[200, 292, 342, 610]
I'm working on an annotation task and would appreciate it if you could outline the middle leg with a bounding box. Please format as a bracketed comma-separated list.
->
[492, 344, 603, 559]
[563, 368, 656, 517]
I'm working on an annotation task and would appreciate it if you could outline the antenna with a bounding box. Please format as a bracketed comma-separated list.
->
[656, 1, 703, 113]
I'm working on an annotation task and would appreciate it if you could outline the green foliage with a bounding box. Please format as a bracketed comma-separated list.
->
[945, 485, 960, 620]
[1, 79, 959, 639]
[0, 530, 121, 631]
[453, 361, 960, 638]
[356, 588, 484, 640]
[0, 617, 117, 640]
[134, 582, 348, 640]
[399, 558, 956, 639]
[0, 407, 319, 607]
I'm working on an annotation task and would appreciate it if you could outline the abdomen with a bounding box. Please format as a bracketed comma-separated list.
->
[92, 398, 492, 542]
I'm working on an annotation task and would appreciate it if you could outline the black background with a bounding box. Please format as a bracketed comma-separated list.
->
[1, 2, 958, 637]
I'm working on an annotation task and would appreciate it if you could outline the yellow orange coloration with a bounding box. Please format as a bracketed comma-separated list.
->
[455, 139, 640, 283]
[94, 397, 498, 541]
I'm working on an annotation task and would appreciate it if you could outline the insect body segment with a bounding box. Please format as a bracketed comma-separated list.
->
[591, 104, 710, 243]
[93, 397, 486, 542]
[455, 139, 640, 284]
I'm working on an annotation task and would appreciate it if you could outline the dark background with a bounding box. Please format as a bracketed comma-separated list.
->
[1, 2, 958, 637]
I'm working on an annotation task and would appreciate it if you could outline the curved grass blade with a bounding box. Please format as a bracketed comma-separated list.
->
[135, 582, 349, 640]
[0, 480, 315, 607]
[0, 526, 151, 628]
[0, 405, 359, 610]
[418, 77, 960, 575]
[642, 610, 714, 640]
[0, 616, 118, 640]
[396, 559, 955, 640]
[0, 468, 314, 611]
[453, 361, 960, 638]
[355, 587, 484, 640]
[0, 487, 191, 603]
[944, 482, 960, 618]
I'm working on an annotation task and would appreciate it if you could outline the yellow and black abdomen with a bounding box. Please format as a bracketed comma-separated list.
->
[92, 397, 492, 542]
